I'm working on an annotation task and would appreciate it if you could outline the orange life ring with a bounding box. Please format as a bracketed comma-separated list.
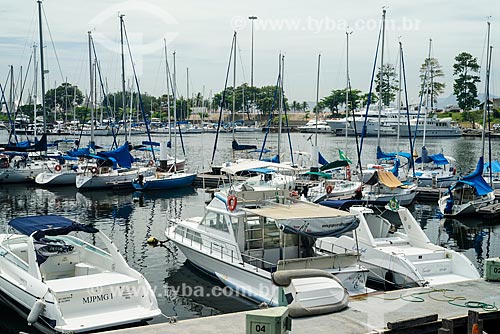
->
[91, 166, 98, 174]
[346, 165, 351, 181]
[227, 195, 238, 211]
[149, 160, 155, 167]
[55, 164, 62, 172]
[325, 184, 334, 194]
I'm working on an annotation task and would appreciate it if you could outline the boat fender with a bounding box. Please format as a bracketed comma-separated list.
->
[227, 195, 238, 211]
[27, 299, 45, 326]
[54, 164, 62, 172]
[287, 291, 348, 318]
[149, 160, 155, 167]
[91, 166, 98, 175]
[272, 269, 342, 287]
[325, 184, 334, 194]
[346, 165, 351, 181]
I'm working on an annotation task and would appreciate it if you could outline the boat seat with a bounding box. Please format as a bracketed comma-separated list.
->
[40, 253, 80, 280]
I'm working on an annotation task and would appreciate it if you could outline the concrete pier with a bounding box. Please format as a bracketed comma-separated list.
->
[101, 279, 500, 334]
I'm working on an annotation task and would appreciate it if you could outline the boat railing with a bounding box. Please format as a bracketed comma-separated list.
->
[172, 225, 241, 263]
[316, 239, 357, 255]
[241, 253, 275, 272]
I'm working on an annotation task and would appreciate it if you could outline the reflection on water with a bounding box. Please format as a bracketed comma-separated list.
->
[1, 133, 500, 332]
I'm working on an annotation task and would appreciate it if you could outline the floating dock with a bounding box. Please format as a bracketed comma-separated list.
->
[101, 279, 500, 334]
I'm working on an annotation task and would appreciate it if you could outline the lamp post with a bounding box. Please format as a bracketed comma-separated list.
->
[249, 16, 257, 114]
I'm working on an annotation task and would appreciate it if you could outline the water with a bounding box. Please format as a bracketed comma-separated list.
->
[0, 132, 499, 332]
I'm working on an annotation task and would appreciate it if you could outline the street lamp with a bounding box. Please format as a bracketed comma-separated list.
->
[249, 16, 257, 114]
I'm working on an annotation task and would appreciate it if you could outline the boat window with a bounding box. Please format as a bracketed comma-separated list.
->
[0, 246, 28, 271]
[49, 236, 111, 258]
[202, 211, 229, 233]
[185, 229, 202, 244]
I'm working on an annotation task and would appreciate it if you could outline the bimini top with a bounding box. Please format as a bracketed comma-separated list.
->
[9, 215, 99, 240]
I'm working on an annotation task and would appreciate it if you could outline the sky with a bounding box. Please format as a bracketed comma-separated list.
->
[0, 0, 498, 106]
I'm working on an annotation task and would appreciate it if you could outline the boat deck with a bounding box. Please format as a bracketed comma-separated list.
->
[101, 279, 500, 334]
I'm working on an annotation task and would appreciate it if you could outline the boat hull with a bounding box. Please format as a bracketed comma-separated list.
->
[35, 172, 78, 186]
[132, 173, 196, 191]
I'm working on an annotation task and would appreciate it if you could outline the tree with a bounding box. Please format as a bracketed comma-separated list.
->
[320, 88, 364, 116]
[453, 52, 481, 110]
[301, 101, 309, 111]
[375, 64, 398, 106]
[44, 83, 84, 110]
[419, 57, 445, 107]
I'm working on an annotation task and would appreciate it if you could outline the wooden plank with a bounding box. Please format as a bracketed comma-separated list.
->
[387, 314, 438, 330]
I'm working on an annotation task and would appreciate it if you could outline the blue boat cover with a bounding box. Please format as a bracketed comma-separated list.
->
[391, 158, 400, 177]
[66, 147, 90, 158]
[376, 146, 411, 160]
[318, 152, 329, 166]
[3, 134, 47, 152]
[97, 142, 134, 169]
[415, 147, 449, 165]
[450, 157, 493, 196]
[261, 155, 280, 163]
[484, 160, 500, 174]
[9, 215, 99, 240]
[279, 217, 359, 238]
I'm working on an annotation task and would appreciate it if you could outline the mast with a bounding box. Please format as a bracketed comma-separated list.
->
[54, 80, 57, 123]
[315, 54, 321, 147]
[173, 51, 177, 171]
[481, 19, 491, 158]
[33, 44, 38, 137]
[377, 8, 386, 147]
[164, 39, 171, 144]
[37, 0, 47, 134]
[120, 14, 127, 141]
[9, 66, 14, 119]
[232, 32, 237, 142]
[345, 30, 352, 152]
[186, 67, 189, 124]
[277, 54, 283, 161]
[396, 40, 403, 154]
[422, 38, 431, 148]
[88, 31, 95, 145]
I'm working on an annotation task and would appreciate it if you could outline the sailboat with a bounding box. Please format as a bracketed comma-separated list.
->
[132, 42, 195, 191]
[438, 157, 495, 217]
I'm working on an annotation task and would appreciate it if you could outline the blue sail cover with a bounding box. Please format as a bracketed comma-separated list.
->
[391, 158, 400, 177]
[261, 155, 280, 163]
[318, 152, 329, 166]
[66, 147, 90, 158]
[232, 140, 258, 151]
[484, 160, 500, 174]
[376, 146, 411, 160]
[451, 157, 493, 196]
[415, 152, 449, 165]
[97, 142, 134, 169]
[9, 215, 99, 240]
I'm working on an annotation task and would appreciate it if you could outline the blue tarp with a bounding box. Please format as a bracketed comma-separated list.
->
[484, 160, 500, 174]
[97, 142, 134, 169]
[9, 215, 99, 240]
[415, 147, 449, 165]
[391, 158, 400, 177]
[261, 155, 280, 163]
[450, 157, 493, 196]
[66, 147, 90, 158]
[376, 146, 411, 161]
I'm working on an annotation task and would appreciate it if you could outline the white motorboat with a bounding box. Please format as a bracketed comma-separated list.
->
[297, 120, 332, 133]
[166, 191, 369, 316]
[316, 203, 480, 289]
[0, 215, 160, 333]
[438, 157, 495, 217]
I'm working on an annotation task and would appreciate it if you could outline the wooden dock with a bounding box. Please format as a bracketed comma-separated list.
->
[101, 279, 500, 334]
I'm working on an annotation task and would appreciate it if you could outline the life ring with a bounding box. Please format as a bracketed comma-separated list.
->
[325, 184, 334, 194]
[346, 165, 351, 181]
[91, 166, 98, 174]
[54, 164, 62, 172]
[149, 160, 155, 167]
[227, 195, 238, 211]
